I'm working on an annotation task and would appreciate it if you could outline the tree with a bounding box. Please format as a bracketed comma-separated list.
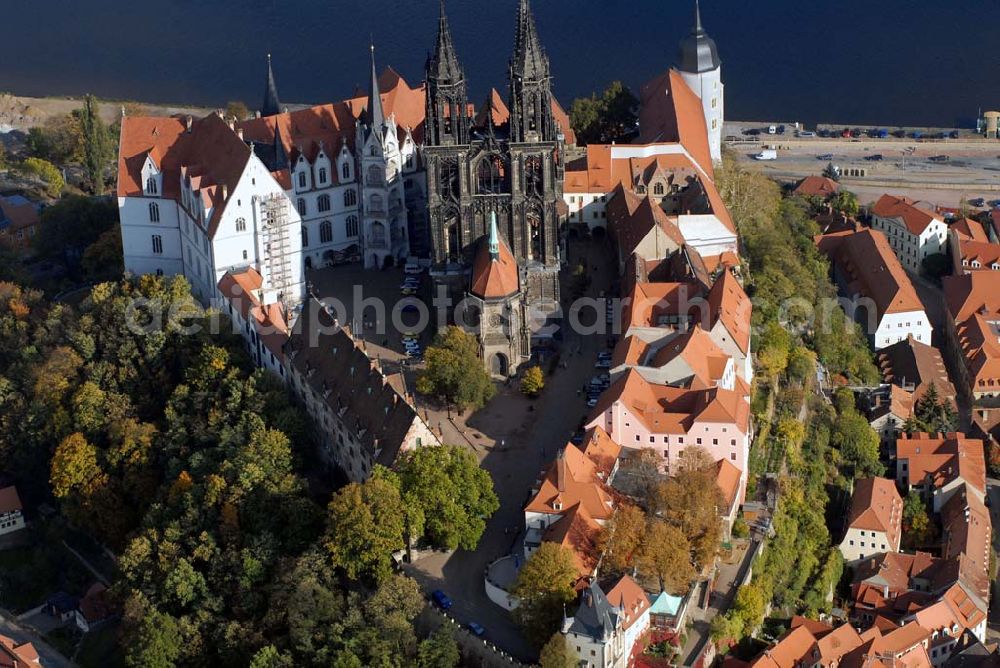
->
[395, 445, 499, 551]
[80, 94, 112, 194]
[20, 157, 64, 197]
[596, 504, 646, 574]
[520, 365, 545, 397]
[511, 543, 579, 647]
[902, 490, 935, 547]
[33, 195, 119, 262]
[830, 190, 859, 217]
[831, 411, 882, 478]
[636, 520, 696, 594]
[325, 477, 406, 583]
[823, 162, 840, 181]
[123, 594, 183, 668]
[417, 627, 460, 668]
[910, 383, 956, 434]
[539, 632, 578, 668]
[416, 326, 495, 411]
[50, 432, 105, 499]
[81, 227, 124, 280]
[650, 449, 723, 568]
[249, 646, 293, 668]
[226, 101, 251, 122]
[569, 81, 638, 145]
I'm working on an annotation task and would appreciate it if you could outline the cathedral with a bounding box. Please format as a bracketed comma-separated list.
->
[423, 0, 566, 376]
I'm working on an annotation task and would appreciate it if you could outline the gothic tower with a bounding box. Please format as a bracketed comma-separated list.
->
[676, 0, 724, 163]
[425, 0, 470, 147]
[508, 0, 556, 144]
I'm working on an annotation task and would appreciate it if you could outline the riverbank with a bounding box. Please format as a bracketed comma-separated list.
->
[0, 92, 212, 133]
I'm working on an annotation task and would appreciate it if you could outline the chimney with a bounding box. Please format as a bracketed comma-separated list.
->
[221, 184, 228, 201]
[185, 115, 193, 133]
[236, 127, 244, 140]
[227, 118, 235, 131]
[556, 449, 566, 490]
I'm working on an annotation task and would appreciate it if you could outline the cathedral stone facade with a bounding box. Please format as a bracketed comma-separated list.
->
[423, 0, 565, 375]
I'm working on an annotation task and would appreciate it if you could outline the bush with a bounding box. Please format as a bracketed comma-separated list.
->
[521, 366, 545, 396]
[20, 157, 64, 197]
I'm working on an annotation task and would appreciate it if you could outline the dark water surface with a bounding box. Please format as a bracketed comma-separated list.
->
[1, 0, 998, 127]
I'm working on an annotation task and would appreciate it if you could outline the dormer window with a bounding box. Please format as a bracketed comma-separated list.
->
[342, 162, 351, 181]
[318, 167, 327, 184]
[146, 177, 158, 195]
[298, 172, 306, 189]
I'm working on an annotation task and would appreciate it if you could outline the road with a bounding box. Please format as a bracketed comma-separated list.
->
[0, 610, 73, 668]
[404, 237, 617, 662]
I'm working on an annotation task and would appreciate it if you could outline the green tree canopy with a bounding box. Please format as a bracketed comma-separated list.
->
[395, 444, 498, 551]
[569, 81, 638, 145]
[415, 326, 495, 411]
[539, 632, 579, 668]
[417, 627, 460, 668]
[512, 543, 579, 647]
[325, 477, 407, 583]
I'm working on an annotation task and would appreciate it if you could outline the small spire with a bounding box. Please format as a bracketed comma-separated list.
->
[488, 210, 500, 260]
[262, 53, 282, 117]
[367, 40, 385, 136]
[695, 0, 703, 33]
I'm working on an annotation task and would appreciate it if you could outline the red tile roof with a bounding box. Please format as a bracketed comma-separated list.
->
[703, 270, 752, 355]
[0, 633, 39, 668]
[872, 194, 943, 236]
[845, 477, 903, 548]
[524, 444, 616, 523]
[896, 433, 986, 495]
[715, 458, 742, 511]
[637, 69, 714, 176]
[952, 218, 990, 243]
[816, 228, 925, 316]
[606, 575, 650, 632]
[543, 502, 601, 579]
[877, 336, 957, 409]
[794, 176, 841, 198]
[0, 486, 22, 515]
[217, 267, 289, 358]
[469, 234, 519, 299]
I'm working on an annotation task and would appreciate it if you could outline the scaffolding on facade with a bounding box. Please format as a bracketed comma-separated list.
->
[260, 193, 295, 314]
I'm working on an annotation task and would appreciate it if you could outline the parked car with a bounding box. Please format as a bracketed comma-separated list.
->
[840, 128, 852, 138]
[767, 125, 777, 135]
[777, 125, 786, 134]
[865, 154, 884, 161]
[877, 128, 889, 138]
[467, 622, 486, 637]
[817, 153, 834, 161]
[754, 149, 777, 161]
[431, 590, 453, 610]
[817, 129, 831, 138]
[950, 130, 960, 139]
[969, 198, 986, 208]
[911, 131, 923, 139]
[595, 359, 611, 369]
[893, 129, 907, 138]
[987, 199, 1000, 208]
[928, 155, 950, 163]
[743, 128, 761, 136]
[404, 262, 423, 275]
[587, 397, 599, 407]
[797, 130, 816, 137]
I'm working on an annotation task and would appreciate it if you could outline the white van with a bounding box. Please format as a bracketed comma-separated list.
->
[754, 149, 778, 161]
[768, 125, 777, 135]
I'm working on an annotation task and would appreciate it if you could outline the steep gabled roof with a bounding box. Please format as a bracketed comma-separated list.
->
[703, 270, 752, 354]
[845, 477, 903, 547]
[524, 444, 616, 522]
[637, 69, 714, 175]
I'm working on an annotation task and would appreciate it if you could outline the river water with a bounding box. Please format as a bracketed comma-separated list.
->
[0, 0, 997, 127]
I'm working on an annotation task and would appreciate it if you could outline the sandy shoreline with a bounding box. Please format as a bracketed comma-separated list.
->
[0, 92, 213, 133]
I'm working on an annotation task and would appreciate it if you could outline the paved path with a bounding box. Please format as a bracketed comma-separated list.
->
[0, 609, 74, 668]
[405, 238, 617, 662]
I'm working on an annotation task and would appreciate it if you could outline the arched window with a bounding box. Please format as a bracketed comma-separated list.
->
[297, 198, 306, 216]
[371, 222, 386, 247]
[235, 217, 246, 232]
[341, 162, 351, 180]
[528, 210, 543, 260]
[298, 172, 307, 189]
[636, 185, 646, 195]
[477, 155, 507, 194]
[524, 156, 543, 194]
[318, 167, 328, 184]
[149, 202, 160, 223]
[367, 165, 383, 186]
[318, 194, 331, 212]
[302, 226, 309, 247]
[345, 215, 359, 237]
[653, 182, 665, 195]
[369, 194, 384, 212]
[320, 220, 332, 244]
[344, 189, 357, 207]
[446, 218, 460, 261]
[146, 177, 158, 195]
[440, 160, 460, 200]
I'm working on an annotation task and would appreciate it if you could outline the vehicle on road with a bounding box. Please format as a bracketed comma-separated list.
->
[950, 130, 960, 139]
[987, 199, 1000, 208]
[754, 149, 777, 161]
[818, 129, 831, 138]
[595, 359, 611, 369]
[767, 125, 777, 135]
[743, 128, 761, 136]
[797, 130, 816, 137]
[400, 287, 416, 296]
[432, 590, 453, 610]
[893, 129, 907, 138]
[404, 262, 423, 275]
[777, 125, 786, 134]
[969, 198, 986, 208]
[928, 155, 950, 163]
[816, 153, 833, 161]
[865, 154, 884, 161]
[467, 622, 486, 638]
[587, 397, 599, 407]
[840, 128, 852, 138]
[912, 131, 923, 139]
[877, 128, 889, 138]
